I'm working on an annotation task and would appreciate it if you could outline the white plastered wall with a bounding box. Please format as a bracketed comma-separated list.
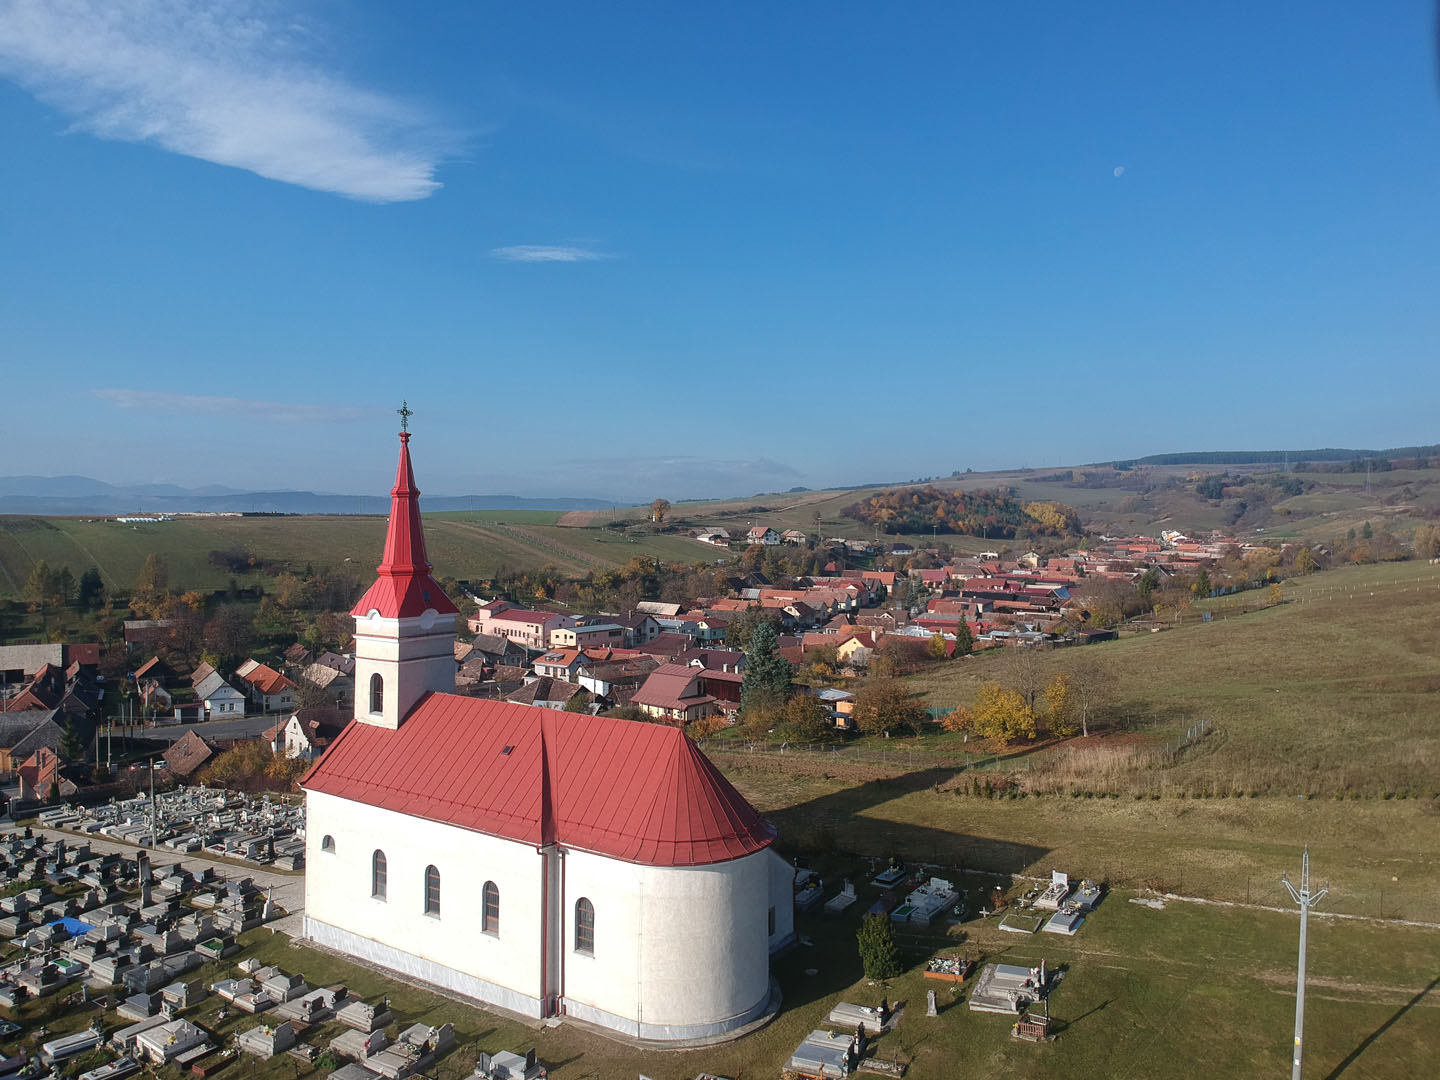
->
[304, 790, 545, 1017]
[560, 847, 777, 1039]
[352, 609, 456, 729]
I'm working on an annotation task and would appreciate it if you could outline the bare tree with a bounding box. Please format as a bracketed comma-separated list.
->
[1000, 643, 1048, 713]
[1067, 661, 1117, 738]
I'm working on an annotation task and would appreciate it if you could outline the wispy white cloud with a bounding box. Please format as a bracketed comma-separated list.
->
[489, 244, 611, 263]
[0, 0, 450, 202]
[95, 388, 371, 423]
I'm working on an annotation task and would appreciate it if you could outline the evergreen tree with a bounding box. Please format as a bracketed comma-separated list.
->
[856, 912, 902, 979]
[740, 620, 792, 712]
[54, 567, 75, 605]
[77, 567, 105, 609]
[60, 719, 85, 764]
[952, 621, 974, 657]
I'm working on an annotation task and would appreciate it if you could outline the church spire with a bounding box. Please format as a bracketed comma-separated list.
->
[350, 417, 458, 621]
[376, 430, 430, 578]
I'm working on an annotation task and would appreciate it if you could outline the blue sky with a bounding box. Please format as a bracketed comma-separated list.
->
[2, 2, 1437, 503]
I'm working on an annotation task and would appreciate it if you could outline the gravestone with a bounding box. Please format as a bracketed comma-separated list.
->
[926, 989, 938, 1017]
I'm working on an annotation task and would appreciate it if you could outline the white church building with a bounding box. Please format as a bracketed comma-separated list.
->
[302, 427, 795, 1041]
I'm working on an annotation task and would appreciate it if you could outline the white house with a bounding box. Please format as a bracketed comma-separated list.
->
[194, 672, 245, 719]
[303, 429, 794, 1042]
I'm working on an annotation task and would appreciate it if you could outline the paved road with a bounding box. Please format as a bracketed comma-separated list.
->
[35, 826, 306, 937]
[102, 716, 282, 745]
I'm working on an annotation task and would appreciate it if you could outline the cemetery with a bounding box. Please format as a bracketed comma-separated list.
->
[37, 788, 307, 870]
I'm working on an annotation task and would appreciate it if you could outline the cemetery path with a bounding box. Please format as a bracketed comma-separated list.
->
[34, 827, 306, 937]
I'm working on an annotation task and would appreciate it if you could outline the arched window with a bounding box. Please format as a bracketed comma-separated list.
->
[574, 897, 594, 955]
[372, 850, 387, 899]
[321, 835, 335, 853]
[482, 881, 500, 935]
[424, 865, 441, 916]
[369, 673, 384, 715]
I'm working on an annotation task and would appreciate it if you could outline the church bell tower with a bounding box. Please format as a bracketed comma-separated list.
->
[349, 410, 458, 729]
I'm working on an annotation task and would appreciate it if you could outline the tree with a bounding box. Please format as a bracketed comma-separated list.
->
[1043, 673, 1076, 736]
[1267, 583, 1283, 606]
[650, 498, 671, 524]
[927, 634, 948, 661]
[77, 566, 105, 609]
[133, 554, 170, 616]
[1294, 547, 1317, 574]
[54, 567, 75, 605]
[204, 604, 255, 664]
[970, 682, 1036, 742]
[941, 705, 972, 734]
[563, 691, 591, 713]
[60, 718, 85, 763]
[853, 677, 925, 736]
[24, 559, 53, 607]
[740, 621, 792, 713]
[726, 607, 783, 652]
[952, 620, 974, 657]
[857, 913, 902, 979]
[999, 645, 1047, 714]
[1136, 568, 1161, 608]
[778, 694, 835, 742]
[1361, 520, 1374, 540]
[1412, 526, 1440, 561]
[1192, 569, 1212, 599]
[1067, 662, 1116, 738]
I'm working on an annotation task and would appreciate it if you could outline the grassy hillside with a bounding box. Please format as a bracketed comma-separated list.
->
[0, 511, 731, 600]
[716, 560, 1440, 924]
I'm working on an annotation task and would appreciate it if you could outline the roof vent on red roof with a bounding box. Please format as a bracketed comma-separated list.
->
[350, 428, 459, 620]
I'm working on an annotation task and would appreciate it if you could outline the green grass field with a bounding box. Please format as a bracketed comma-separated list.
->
[0, 512, 734, 600]
[13, 881, 1431, 1080]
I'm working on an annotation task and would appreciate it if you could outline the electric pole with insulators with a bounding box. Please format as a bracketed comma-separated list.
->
[1282, 846, 1329, 1080]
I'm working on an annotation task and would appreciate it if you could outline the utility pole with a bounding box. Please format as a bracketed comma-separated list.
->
[1282, 846, 1329, 1080]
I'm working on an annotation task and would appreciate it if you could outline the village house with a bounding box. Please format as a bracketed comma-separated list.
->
[694, 529, 731, 547]
[268, 706, 350, 760]
[194, 671, 246, 719]
[575, 656, 660, 707]
[630, 663, 717, 725]
[0, 711, 64, 776]
[465, 633, 529, 671]
[163, 730, 217, 778]
[745, 526, 781, 546]
[609, 613, 662, 647]
[295, 662, 354, 707]
[468, 602, 573, 651]
[780, 530, 807, 545]
[17, 747, 74, 803]
[505, 676, 587, 710]
[550, 623, 626, 650]
[234, 660, 296, 713]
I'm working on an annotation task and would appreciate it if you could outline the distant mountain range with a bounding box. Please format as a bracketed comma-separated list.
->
[0, 476, 615, 516]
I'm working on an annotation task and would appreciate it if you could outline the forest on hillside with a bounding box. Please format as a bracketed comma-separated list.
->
[841, 486, 1081, 539]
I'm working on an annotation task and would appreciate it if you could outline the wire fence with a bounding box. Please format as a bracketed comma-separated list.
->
[697, 715, 1215, 774]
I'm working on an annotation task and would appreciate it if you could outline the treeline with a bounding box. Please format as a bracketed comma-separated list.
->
[1110, 445, 1440, 467]
[842, 487, 1081, 539]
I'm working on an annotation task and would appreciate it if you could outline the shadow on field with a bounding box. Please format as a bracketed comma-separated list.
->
[768, 766, 1048, 875]
[1323, 973, 1440, 1079]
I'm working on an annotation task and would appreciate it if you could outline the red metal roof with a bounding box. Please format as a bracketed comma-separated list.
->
[303, 693, 775, 867]
[351, 432, 459, 620]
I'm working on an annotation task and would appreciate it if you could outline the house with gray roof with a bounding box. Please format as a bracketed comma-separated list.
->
[194, 673, 246, 719]
[0, 711, 64, 774]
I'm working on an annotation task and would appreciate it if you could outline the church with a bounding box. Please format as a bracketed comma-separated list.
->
[302, 426, 795, 1041]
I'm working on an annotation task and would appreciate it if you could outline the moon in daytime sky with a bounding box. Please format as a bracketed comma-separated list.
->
[1113, 165, 1125, 178]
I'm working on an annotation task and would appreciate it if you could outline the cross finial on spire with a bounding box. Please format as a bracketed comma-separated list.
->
[397, 400, 413, 433]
